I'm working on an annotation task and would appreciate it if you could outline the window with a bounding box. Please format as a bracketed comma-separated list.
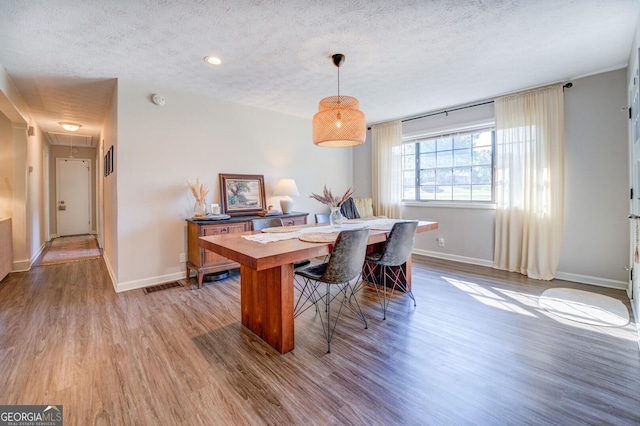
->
[402, 128, 494, 202]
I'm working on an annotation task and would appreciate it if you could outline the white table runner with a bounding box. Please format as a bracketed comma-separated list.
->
[241, 223, 368, 244]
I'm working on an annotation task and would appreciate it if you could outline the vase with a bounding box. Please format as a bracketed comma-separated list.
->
[194, 200, 207, 217]
[329, 206, 343, 228]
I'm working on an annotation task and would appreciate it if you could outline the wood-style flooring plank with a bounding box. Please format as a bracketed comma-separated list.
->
[0, 255, 639, 425]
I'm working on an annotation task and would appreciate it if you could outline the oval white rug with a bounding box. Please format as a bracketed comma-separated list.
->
[539, 288, 629, 327]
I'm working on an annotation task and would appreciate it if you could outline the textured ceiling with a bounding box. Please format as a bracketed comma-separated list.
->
[0, 0, 638, 146]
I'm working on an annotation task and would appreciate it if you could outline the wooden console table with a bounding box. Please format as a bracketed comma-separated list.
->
[186, 212, 308, 288]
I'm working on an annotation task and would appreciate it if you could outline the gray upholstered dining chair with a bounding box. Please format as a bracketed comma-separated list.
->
[361, 221, 419, 320]
[251, 217, 283, 230]
[311, 213, 332, 263]
[339, 197, 360, 219]
[294, 227, 369, 353]
[315, 213, 330, 224]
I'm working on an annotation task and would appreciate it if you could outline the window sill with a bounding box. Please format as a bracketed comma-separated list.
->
[403, 201, 496, 210]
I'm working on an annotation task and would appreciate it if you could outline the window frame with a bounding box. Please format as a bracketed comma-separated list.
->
[402, 124, 496, 204]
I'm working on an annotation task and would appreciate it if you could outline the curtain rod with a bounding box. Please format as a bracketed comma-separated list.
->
[367, 82, 573, 130]
[402, 100, 494, 124]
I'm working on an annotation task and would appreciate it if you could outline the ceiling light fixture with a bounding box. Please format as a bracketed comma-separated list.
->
[312, 53, 366, 147]
[204, 56, 222, 65]
[59, 122, 81, 132]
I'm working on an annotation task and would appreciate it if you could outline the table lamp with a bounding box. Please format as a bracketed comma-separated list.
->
[274, 178, 300, 214]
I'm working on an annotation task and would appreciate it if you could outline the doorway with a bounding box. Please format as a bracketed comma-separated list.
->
[56, 158, 91, 236]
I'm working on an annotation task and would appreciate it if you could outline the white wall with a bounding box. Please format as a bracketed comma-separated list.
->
[0, 111, 13, 220]
[353, 69, 630, 288]
[26, 123, 47, 264]
[353, 130, 372, 198]
[101, 83, 118, 289]
[113, 80, 353, 291]
[627, 10, 640, 332]
[557, 69, 629, 287]
[0, 64, 48, 271]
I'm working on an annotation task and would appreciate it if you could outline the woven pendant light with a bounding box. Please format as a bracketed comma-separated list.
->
[312, 54, 366, 147]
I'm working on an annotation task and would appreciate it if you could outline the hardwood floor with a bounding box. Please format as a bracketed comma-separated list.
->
[1, 255, 639, 425]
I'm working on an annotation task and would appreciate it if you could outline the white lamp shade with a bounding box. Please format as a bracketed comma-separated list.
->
[274, 179, 300, 196]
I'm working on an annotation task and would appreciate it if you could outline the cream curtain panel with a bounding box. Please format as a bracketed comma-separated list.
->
[493, 85, 565, 280]
[371, 120, 403, 218]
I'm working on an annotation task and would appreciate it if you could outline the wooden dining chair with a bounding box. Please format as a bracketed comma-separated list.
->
[361, 221, 419, 320]
[294, 228, 369, 353]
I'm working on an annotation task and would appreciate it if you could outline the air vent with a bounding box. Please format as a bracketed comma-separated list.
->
[142, 281, 183, 294]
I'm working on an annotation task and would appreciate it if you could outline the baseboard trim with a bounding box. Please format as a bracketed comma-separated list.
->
[12, 258, 30, 272]
[102, 252, 117, 292]
[554, 271, 627, 290]
[110, 249, 629, 294]
[412, 250, 628, 290]
[413, 249, 493, 268]
[102, 251, 188, 293]
[30, 242, 47, 268]
[116, 271, 186, 293]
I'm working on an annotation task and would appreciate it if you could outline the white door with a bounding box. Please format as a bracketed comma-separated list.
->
[629, 60, 640, 316]
[56, 158, 91, 236]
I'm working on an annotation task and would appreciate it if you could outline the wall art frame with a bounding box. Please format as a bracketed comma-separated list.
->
[219, 173, 266, 216]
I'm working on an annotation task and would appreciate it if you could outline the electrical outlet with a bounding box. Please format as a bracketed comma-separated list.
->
[179, 253, 186, 263]
[438, 238, 445, 247]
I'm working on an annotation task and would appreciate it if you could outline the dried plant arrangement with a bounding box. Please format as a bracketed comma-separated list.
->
[188, 177, 209, 202]
[309, 185, 354, 207]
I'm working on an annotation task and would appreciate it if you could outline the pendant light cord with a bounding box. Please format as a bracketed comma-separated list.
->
[336, 63, 341, 107]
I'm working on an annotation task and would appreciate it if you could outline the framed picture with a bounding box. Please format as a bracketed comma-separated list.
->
[219, 173, 266, 216]
[104, 145, 114, 176]
[105, 149, 111, 176]
[108, 145, 114, 174]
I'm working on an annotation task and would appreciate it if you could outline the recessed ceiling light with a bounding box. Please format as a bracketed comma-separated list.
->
[204, 56, 222, 65]
[59, 122, 82, 132]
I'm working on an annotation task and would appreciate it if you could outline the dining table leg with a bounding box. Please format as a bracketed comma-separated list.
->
[239, 263, 295, 354]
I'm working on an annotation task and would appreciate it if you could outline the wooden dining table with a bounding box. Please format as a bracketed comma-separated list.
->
[198, 219, 438, 354]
